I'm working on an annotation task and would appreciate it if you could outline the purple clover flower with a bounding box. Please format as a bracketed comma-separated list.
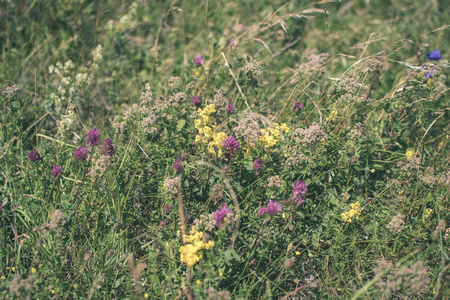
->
[293, 100, 304, 113]
[28, 150, 40, 162]
[259, 200, 282, 217]
[221, 136, 240, 156]
[173, 158, 183, 172]
[51, 165, 62, 179]
[194, 55, 204, 66]
[101, 138, 115, 157]
[164, 205, 172, 214]
[294, 197, 305, 206]
[227, 103, 234, 114]
[74, 147, 88, 161]
[213, 203, 233, 227]
[86, 128, 100, 146]
[427, 49, 442, 61]
[292, 180, 308, 197]
[191, 95, 201, 107]
[253, 158, 263, 171]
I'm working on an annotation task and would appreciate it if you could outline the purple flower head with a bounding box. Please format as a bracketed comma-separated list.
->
[227, 103, 234, 114]
[292, 180, 308, 197]
[194, 55, 204, 66]
[173, 158, 183, 172]
[51, 165, 62, 179]
[213, 203, 233, 227]
[221, 136, 240, 156]
[28, 150, 40, 162]
[259, 200, 282, 217]
[191, 95, 201, 107]
[426, 73, 433, 80]
[101, 138, 115, 157]
[293, 100, 304, 113]
[427, 49, 442, 61]
[164, 205, 172, 214]
[74, 147, 88, 161]
[294, 197, 305, 206]
[86, 128, 100, 146]
[266, 200, 282, 216]
[253, 158, 263, 171]
[258, 207, 268, 217]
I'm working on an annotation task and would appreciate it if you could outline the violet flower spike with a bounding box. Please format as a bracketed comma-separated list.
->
[51, 165, 63, 179]
[292, 180, 308, 197]
[86, 128, 100, 146]
[253, 158, 263, 171]
[221, 136, 240, 156]
[28, 150, 40, 162]
[227, 103, 234, 114]
[213, 203, 233, 227]
[194, 55, 204, 66]
[427, 49, 442, 61]
[74, 147, 88, 161]
[191, 95, 201, 107]
[101, 138, 115, 157]
[173, 158, 183, 172]
[293, 100, 304, 113]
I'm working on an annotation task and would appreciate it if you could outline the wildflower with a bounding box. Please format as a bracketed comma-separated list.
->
[144, 293, 149, 298]
[51, 165, 62, 179]
[259, 200, 282, 217]
[425, 208, 433, 218]
[294, 197, 305, 206]
[427, 49, 442, 61]
[293, 100, 304, 113]
[164, 205, 172, 214]
[221, 136, 240, 156]
[31, 268, 36, 274]
[0, 203, 3, 212]
[295, 251, 301, 256]
[173, 158, 183, 172]
[194, 55, 204, 66]
[219, 272, 223, 277]
[101, 138, 115, 157]
[341, 202, 362, 223]
[86, 128, 100, 146]
[406, 150, 415, 160]
[179, 230, 215, 266]
[274, 122, 290, 134]
[253, 158, 263, 171]
[213, 203, 233, 228]
[292, 180, 308, 197]
[259, 128, 281, 148]
[74, 147, 88, 160]
[191, 95, 201, 107]
[226, 103, 234, 114]
[28, 150, 40, 162]
[196, 280, 202, 285]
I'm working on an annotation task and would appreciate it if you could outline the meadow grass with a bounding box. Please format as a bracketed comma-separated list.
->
[0, 0, 449, 299]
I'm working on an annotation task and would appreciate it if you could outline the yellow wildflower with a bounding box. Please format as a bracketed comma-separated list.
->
[196, 280, 202, 285]
[144, 293, 149, 298]
[425, 208, 433, 218]
[406, 150, 415, 160]
[259, 128, 279, 148]
[341, 202, 362, 223]
[219, 272, 223, 277]
[51, 290, 56, 294]
[295, 251, 301, 256]
[1, 275, 6, 280]
[31, 268, 37, 274]
[274, 122, 290, 134]
[179, 230, 215, 267]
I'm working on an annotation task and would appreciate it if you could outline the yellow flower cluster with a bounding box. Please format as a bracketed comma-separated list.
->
[179, 230, 215, 267]
[341, 202, 362, 223]
[194, 104, 227, 157]
[259, 123, 290, 148]
[406, 150, 415, 160]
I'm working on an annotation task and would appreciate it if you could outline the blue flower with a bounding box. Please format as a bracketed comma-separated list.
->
[427, 49, 442, 61]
